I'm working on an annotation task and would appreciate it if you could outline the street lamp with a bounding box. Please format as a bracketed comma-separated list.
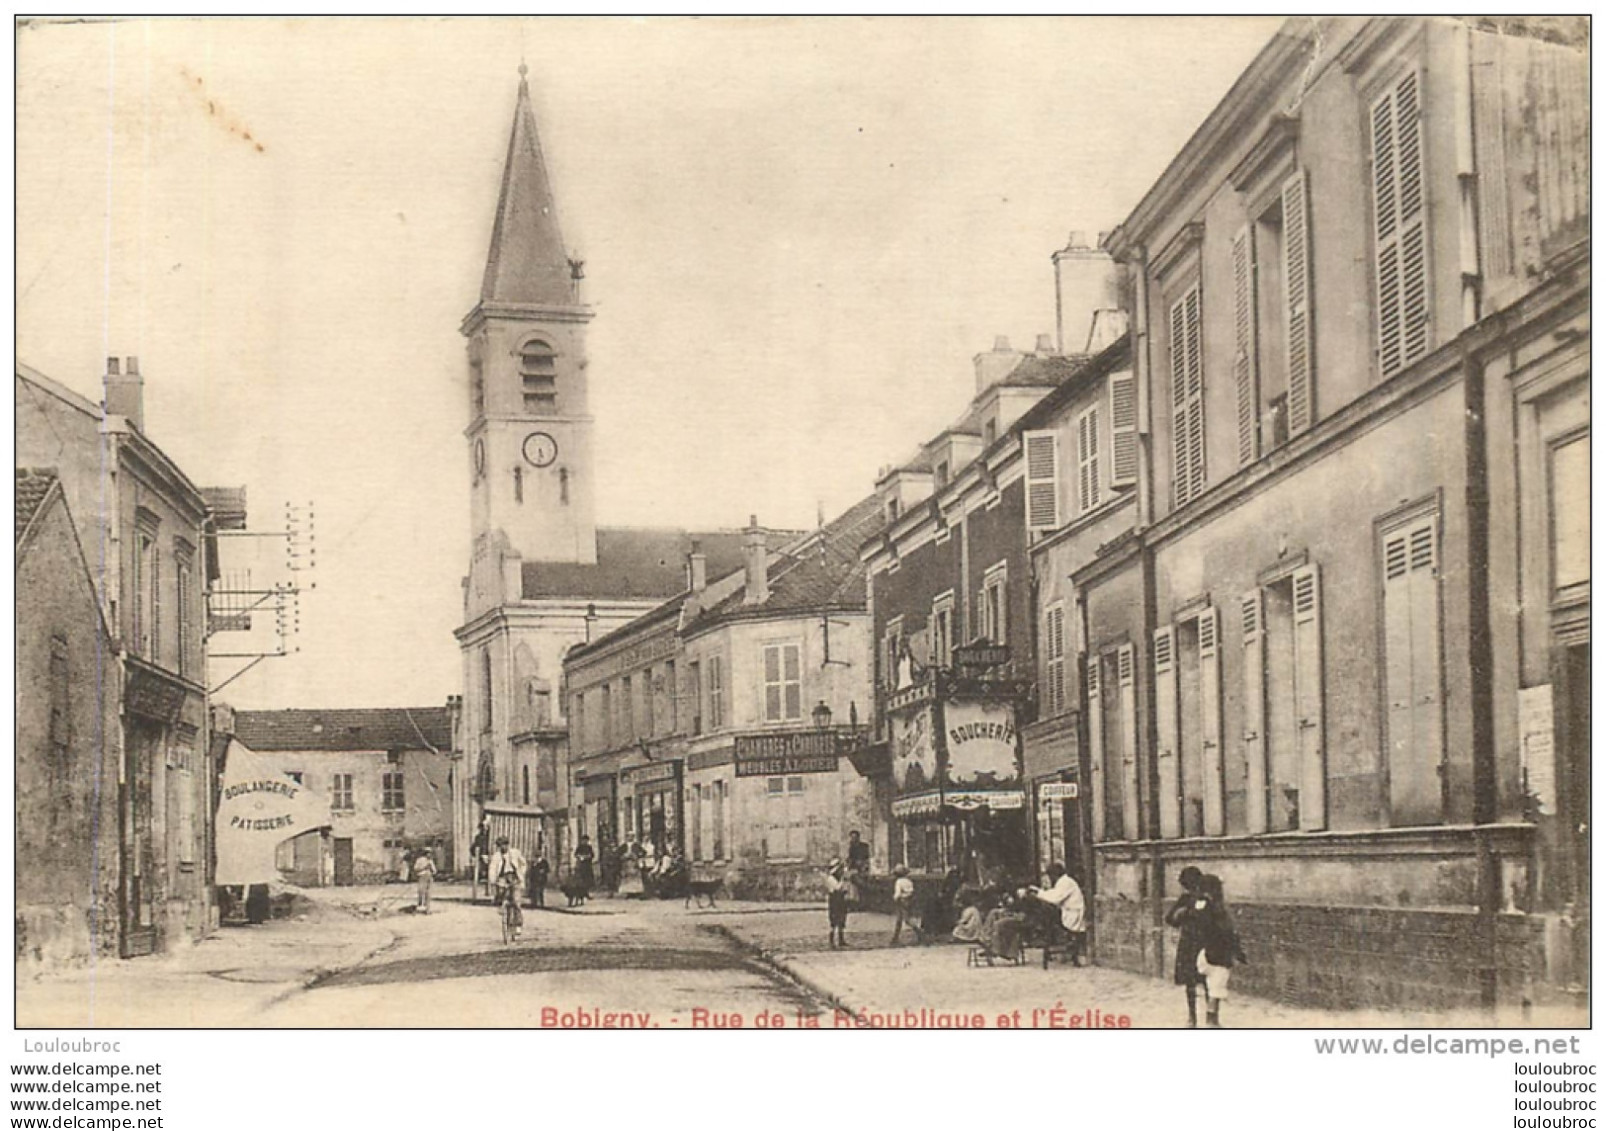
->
[812, 700, 833, 730]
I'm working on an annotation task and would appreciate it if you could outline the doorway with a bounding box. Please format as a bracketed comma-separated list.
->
[333, 838, 355, 886]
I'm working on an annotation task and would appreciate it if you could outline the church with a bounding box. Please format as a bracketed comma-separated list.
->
[453, 68, 754, 874]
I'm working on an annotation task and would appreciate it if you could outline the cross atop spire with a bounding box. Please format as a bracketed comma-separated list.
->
[480, 67, 575, 307]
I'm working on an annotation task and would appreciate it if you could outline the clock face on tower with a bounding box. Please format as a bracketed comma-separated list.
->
[473, 438, 487, 479]
[522, 431, 559, 468]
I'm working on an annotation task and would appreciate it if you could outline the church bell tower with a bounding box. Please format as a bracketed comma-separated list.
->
[462, 64, 597, 597]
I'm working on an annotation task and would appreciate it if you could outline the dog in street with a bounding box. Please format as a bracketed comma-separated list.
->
[684, 878, 721, 909]
[560, 882, 589, 907]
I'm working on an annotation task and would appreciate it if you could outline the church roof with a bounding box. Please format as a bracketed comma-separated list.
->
[520, 526, 759, 602]
[232, 707, 455, 753]
[480, 68, 577, 307]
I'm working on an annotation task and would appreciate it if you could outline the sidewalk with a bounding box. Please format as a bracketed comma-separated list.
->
[17, 886, 402, 1028]
[705, 905, 1578, 1029]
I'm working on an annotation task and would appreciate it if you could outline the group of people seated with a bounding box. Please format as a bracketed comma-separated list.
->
[615, 839, 686, 898]
[941, 862, 1087, 964]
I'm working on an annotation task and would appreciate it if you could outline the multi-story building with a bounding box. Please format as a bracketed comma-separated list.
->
[564, 500, 882, 897]
[1077, 16, 1588, 1008]
[229, 707, 457, 885]
[452, 68, 751, 874]
[15, 469, 121, 967]
[16, 359, 220, 956]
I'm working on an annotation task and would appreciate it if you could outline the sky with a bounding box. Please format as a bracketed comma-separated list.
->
[15, 15, 1288, 710]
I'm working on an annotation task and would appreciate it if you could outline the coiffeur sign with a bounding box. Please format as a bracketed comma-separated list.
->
[215, 739, 334, 886]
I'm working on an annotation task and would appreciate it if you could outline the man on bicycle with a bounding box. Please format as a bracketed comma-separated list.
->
[489, 836, 527, 940]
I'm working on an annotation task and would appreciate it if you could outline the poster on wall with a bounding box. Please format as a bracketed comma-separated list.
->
[942, 698, 1020, 789]
[890, 704, 937, 795]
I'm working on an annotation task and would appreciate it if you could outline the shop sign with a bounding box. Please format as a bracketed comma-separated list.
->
[1038, 782, 1079, 802]
[735, 731, 841, 777]
[953, 643, 1010, 670]
[891, 705, 937, 796]
[625, 761, 678, 786]
[943, 698, 1019, 789]
[943, 790, 1025, 811]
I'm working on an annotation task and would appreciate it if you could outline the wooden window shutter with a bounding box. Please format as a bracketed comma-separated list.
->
[1232, 225, 1259, 465]
[1043, 605, 1066, 716]
[1283, 168, 1315, 436]
[1373, 70, 1429, 379]
[1183, 287, 1206, 503]
[1086, 659, 1106, 842]
[1109, 371, 1138, 487]
[1241, 590, 1268, 834]
[1118, 643, 1140, 840]
[1023, 430, 1060, 532]
[1383, 520, 1444, 825]
[1169, 296, 1191, 508]
[1076, 408, 1099, 514]
[1153, 625, 1181, 839]
[1198, 606, 1225, 835]
[1292, 564, 1327, 830]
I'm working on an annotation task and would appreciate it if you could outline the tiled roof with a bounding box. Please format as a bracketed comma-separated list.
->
[232, 707, 454, 752]
[521, 526, 775, 602]
[692, 493, 884, 624]
[993, 353, 1089, 389]
[15, 468, 58, 544]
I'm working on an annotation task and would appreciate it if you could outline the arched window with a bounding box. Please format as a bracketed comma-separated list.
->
[520, 338, 557, 412]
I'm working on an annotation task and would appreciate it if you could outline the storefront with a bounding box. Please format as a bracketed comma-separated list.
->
[621, 759, 683, 858]
[886, 658, 1031, 883]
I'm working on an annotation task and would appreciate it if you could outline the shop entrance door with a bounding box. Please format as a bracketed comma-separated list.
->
[120, 725, 158, 958]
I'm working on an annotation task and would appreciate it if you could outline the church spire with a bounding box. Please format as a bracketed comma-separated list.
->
[480, 65, 576, 307]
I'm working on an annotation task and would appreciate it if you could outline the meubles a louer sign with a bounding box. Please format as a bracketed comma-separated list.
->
[734, 732, 841, 777]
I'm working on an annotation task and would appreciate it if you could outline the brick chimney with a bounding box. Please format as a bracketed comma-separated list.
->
[973, 335, 1023, 393]
[1053, 232, 1125, 354]
[687, 539, 707, 594]
[103, 355, 144, 431]
[743, 516, 769, 606]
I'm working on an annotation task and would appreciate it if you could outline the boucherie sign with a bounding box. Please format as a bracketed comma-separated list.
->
[943, 699, 1019, 788]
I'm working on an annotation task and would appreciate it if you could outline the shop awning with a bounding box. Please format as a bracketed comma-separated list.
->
[890, 790, 1025, 819]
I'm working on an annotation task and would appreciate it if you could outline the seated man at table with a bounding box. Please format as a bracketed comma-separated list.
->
[1027, 862, 1086, 966]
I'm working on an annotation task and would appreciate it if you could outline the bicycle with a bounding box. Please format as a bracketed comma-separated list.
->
[496, 877, 522, 944]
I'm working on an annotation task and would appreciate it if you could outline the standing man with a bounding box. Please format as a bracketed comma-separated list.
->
[846, 829, 871, 903]
[470, 818, 491, 902]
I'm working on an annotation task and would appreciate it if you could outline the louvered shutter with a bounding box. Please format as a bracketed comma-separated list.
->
[1076, 410, 1097, 513]
[1169, 296, 1192, 508]
[1118, 643, 1139, 839]
[1184, 288, 1206, 502]
[1283, 168, 1315, 435]
[1373, 71, 1429, 379]
[1384, 520, 1444, 825]
[1232, 226, 1259, 465]
[1292, 565, 1326, 830]
[1241, 590, 1268, 834]
[1043, 605, 1066, 716]
[1086, 659, 1105, 842]
[1198, 607, 1224, 835]
[1153, 625, 1181, 839]
[1109, 371, 1138, 486]
[1024, 430, 1060, 532]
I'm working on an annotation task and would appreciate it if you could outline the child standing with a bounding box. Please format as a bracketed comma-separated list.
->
[1164, 866, 1208, 1027]
[1193, 874, 1248, 1028]
[890, 865, 919, 945]
[825, 860, 852, 948]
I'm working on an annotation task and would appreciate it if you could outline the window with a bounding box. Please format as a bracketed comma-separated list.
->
[621, 675, 634, 741]
[882, 617, 904, 690]
[175, 544, 194, 677]
[763, 642, 802, 722]
[1371, 69, 1429, 379]
[664, 660, 678, 731]
[691, 784, 704, 862]
[526, 678, 552, 729]
[601, 683, 613, 748]
[1076, 405, 1101, 513]
[522, 765, 531, 806]
[712, 779, 727, 860]
[1023, 430, 1060, 532]
[688, 661, 702, 735]
[935, 461, 950, 488]
[981, 563, 1008, 645]
[1382, 511, 1442, 825]
[572, 691, 586, 752]
[520, 338, 558, 412]
[1042, 603, 1067, 716]
[1087, 643, 1139, 841]
[331, 773, 353, 811]
[1109, 371, 1139, 487]
[642, 667, 655, 736]
[49, 633, 69, 758]
[1552, 432, 1590, 591]
[931, 594, 954, 670]
[480, 647, 493, 733]
[887, 497, 901, 523]
[382, 771, 405, 812]
[470, 357, 485, 418]
[132, 515, 161, 660]
[1236, 170, 1314, 467]
[765, 775, 808, 860]
[1169, 284, 1206, 508]
[707, 657, 725, 730]
[983, 418, 998, 445]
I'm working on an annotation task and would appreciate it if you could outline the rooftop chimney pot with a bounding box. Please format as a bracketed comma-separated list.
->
[126, 356, 139, 376]
[1035, 333, 1056, 354]
[991, 335, 1011, 352]
[1068, 230, 1089, 249]
[743, 518, 770, 606]
[106, 357, 119, 376]
[104, 354, 145, 431]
